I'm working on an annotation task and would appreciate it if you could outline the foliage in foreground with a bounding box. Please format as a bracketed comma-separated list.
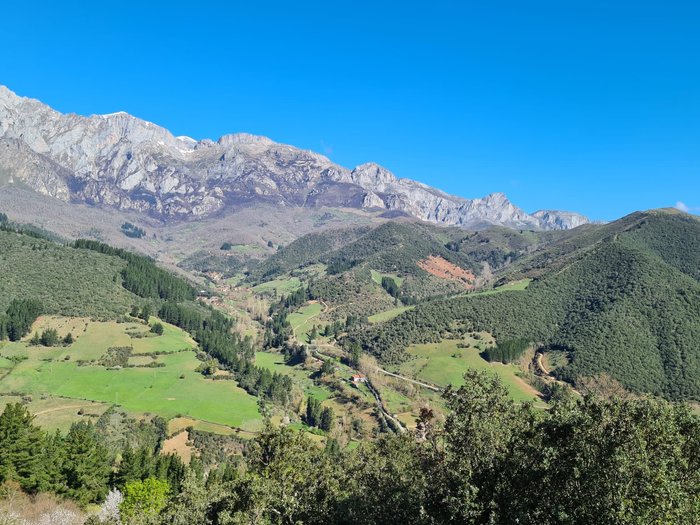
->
[3, 372, 697, 524]
[153, 372, 700, 524]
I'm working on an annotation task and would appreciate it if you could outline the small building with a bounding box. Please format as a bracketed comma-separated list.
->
[351, 374, 367, 384]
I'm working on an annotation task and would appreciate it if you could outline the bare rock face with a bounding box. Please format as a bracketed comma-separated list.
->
[0, 85, 589, 230]
[531, 210, 590, 230]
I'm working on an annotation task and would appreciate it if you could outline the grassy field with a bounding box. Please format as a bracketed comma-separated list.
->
[167, 416, 240, 437]
[370, 269, 404, 287]
[255, 351, 332, 401]
[0, 317, 263, 432]
[397, 339, 543, 405]
[252, 276, 302, 296]
[367, 305, 415, 324]
[0, 394, 110, 433]
[287, 303, 323, 342]
[472, 278, 532, 297]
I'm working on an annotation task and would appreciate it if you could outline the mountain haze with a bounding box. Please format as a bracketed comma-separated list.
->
[0, 85, 588, 230]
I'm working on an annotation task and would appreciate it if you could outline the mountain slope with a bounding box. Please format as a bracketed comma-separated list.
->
[0, 85, 587, 230]
[355, 210, 700, 400]
[0, 228, 137, 318]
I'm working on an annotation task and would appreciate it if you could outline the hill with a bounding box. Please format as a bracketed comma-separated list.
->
[356, 211, 700, 401]
[0, 228, 137, 318]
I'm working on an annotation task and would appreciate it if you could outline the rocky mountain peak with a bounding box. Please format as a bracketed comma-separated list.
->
[0, 85, 589, 230]
[217, 133, 275, 147]
[349, 163, 397, 187]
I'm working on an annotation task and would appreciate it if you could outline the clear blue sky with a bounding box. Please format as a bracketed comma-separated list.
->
[3, 1, 699, 220]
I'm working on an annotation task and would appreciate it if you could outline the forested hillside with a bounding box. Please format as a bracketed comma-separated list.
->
[253, 221, 521, 308]
[0, 230, 137, 318]
[358, 211, 700, 400]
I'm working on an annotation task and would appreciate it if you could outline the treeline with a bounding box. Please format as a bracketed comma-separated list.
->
[10, 371, 697, 524]
[74, 239, 195, 302]
[0, 217, 59, 242]
[167, 372, 700, 524]
[483, 338, 530, 364]
[0, 298, 43, 341]
[159, 302, 292, 406]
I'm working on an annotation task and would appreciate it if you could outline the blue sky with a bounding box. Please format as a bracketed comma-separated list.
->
[3, 1, 699, 220]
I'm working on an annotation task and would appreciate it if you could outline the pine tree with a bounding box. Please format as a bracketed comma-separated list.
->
[62, 422, 111, 504]
[0, 403, 48, 493]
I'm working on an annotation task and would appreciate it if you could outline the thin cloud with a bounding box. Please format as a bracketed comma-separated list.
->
[675, 201, 700, 214]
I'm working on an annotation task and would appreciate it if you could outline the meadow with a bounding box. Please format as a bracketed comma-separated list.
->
[287, 302, 323, 342]
[367, 305, 415, 324]
[0, 317, 263, 433]
[397, 338, 543, 405]
[370, 269, 404, 287]
[254, 351, 332, 401]
[251, 276, 302, 296]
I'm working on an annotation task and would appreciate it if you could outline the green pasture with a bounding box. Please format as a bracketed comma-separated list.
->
[370, 269, 404, 287]
[287, 303, 323, 342]
[398, 339, 542, 405]
[367, 305, 415, 324]
[0, 318, 262, 432]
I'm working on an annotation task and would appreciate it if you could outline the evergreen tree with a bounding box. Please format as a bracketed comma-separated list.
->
[0, 403, 47, 493]
[319, 407, 334, 432]
[62, 422, 111, 505]
[40, 328, 60, 347]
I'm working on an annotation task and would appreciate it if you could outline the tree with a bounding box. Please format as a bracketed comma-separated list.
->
[40, 328, 60, 347]
[218, 426, 345, 524]
[381, 276, 400, 298]
[158, 471, 214, 525]
[423, 370, 532, 523]
[320, 359, 335, 377]
[120, 477, 170, 524]
[348, 342, 362, 367]
[150, 323, 164, 336]
[305, 397, 322, 427]
[62, 422, 111, 505]
[139, 305, 152, 323]
[98, 488, 123, 524]
[308, 326, 318, 342]
[4, 299, 42, 341]
[63, 332, 74, 345]
[319, 407, 334, 432]
[0, 403, 47, 493]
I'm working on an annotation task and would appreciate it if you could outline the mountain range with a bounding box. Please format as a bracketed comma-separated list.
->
[0, 85, 588, 230]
